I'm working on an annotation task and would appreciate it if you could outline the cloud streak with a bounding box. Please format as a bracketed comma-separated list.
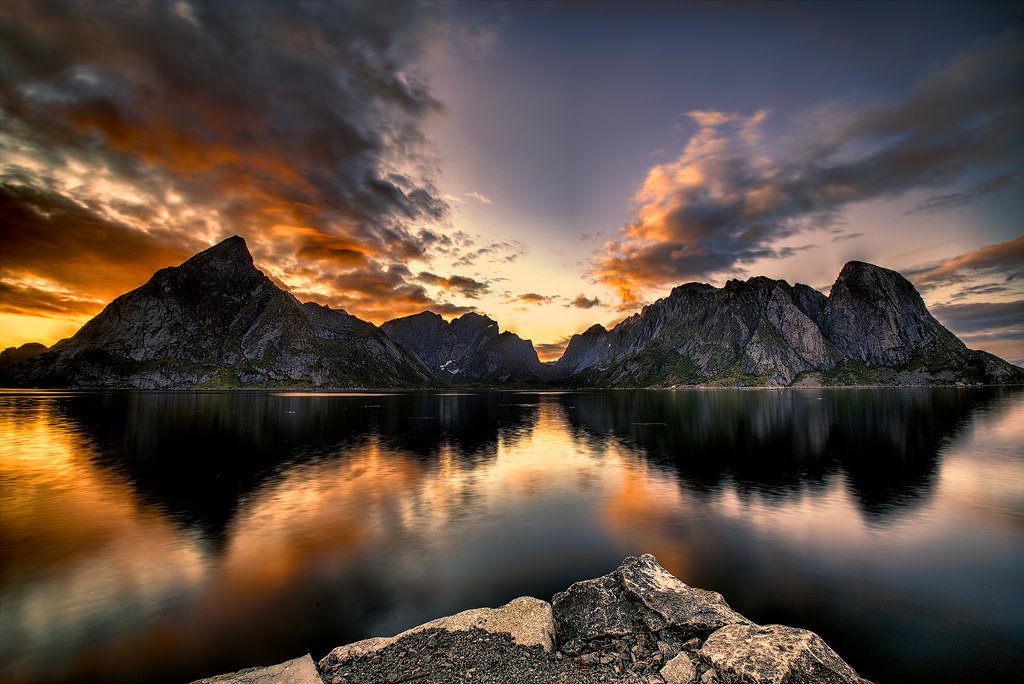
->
[594, 29, 1024, 305]
[906, 173, 1018, 215]
[905, 236, 1024, 292]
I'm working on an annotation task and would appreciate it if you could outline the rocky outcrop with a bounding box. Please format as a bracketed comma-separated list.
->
[553, 263, 1024, 387]
[304, 554, 870, 684]
[0, 237, 436, 389]
[382, 310, 547, 385]
[552, 554, 749, 646]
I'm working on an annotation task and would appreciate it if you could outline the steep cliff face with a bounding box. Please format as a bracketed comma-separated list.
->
[1, 237, 435, 388]
[553, 262, 1023, 387]
[382, 311, 546, 384]
[822, 261, 967, 365]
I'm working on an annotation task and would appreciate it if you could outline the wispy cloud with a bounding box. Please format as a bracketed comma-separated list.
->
[832, 232, 863, 243]
[513, 292, 554, 305]
[465, 191, 493, 205]
[906, 173, 1018, 215]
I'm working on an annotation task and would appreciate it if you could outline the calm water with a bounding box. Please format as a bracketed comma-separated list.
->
[1, 389, 1022, 684]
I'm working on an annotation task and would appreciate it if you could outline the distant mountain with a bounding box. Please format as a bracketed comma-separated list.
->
[0, 342, 47, 368]
[381, 311, 547, 385]
[0, 237, 435, 389]
[552, 261, 1023, 387]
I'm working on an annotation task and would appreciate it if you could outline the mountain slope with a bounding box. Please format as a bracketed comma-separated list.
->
[1, 237, 436, 389]
[553, 262, 1023, 387]
[381, 311, 547, 385]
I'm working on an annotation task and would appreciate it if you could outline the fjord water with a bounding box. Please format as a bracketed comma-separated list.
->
[1, 390, 1022, 683]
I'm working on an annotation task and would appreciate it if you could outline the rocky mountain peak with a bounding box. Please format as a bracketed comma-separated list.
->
[823, 260, 964, 365]
[0, 237, 434, 389]
[382, 310, 542, 384]
[452, 312, 497, 332]
[183, 234, 252, 266]
[164, 234, 264, 294]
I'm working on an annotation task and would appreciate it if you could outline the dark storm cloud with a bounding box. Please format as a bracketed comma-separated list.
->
[0, 0, 461, 320]
[596, 30, 1024, 304]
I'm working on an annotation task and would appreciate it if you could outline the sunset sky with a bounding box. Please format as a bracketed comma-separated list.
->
[1, 1, 1021, 362]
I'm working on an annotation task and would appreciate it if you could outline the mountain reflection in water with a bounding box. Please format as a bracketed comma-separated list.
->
[1, 388, 1022, 684]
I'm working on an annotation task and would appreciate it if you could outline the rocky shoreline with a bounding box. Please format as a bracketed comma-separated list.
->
[195, 555, 871, 684]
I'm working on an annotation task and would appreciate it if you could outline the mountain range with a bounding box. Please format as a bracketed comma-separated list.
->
[2, 236, 1020, 388]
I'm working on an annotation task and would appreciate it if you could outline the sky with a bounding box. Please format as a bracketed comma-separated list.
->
[0, 1, 1022, 363]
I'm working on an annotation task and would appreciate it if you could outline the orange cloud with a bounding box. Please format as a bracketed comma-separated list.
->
[0, 2, 512, 337]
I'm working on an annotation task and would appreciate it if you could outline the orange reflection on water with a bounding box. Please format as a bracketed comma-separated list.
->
[0, 400, 210, 683]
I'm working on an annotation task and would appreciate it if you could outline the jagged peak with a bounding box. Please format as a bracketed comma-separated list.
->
[831, 260, 922, 301]
[456, 311, 493, 322]
[179, 234, 255, 270]
[453, 311, 497, 329]
[396, 310, 444, 322]
[724, 275, 788, 291]
[834, 260, 908, 283]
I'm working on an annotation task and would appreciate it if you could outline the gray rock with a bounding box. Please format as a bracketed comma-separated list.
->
[552, 554, 749, 645]
[660, 653, 696, 684]
[192, 653, 321, 683]
[699, 623, 869, 684]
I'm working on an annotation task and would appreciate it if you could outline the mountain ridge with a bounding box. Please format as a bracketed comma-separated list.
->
[2, 236, 1021, 388]
[550, 260, 1022, 387]
[381, 310, 546, 385]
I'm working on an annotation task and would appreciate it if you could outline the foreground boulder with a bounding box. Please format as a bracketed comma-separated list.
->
[552, 553, 750, 647]
[700, 624, 867, 684]
[198, 555, 871, 684]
